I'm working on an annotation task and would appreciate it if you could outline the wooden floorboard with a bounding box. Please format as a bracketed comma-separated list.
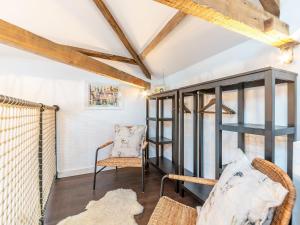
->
[44, 165, 199, 225]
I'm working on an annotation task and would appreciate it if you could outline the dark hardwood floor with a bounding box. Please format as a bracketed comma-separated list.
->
[44, 165, 199, 225]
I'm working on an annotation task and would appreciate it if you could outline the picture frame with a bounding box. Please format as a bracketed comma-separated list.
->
[87, 82, 122, 109]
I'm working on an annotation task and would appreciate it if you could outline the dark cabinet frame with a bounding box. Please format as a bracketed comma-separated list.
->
[178, 67, 297, 201]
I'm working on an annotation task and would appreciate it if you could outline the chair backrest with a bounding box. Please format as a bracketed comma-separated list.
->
[122, 125, 147, 141]
[113, 124, 147, 153]
[252, 158, 296, 225]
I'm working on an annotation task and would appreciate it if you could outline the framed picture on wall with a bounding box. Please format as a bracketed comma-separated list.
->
[87, 83, 122, 109]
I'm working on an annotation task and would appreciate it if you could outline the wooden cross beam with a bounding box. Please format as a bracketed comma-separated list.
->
[141, 11, 186, 59]
[0, 19, 150, 89]
[259, 0, 280, 17]
[154, 0, 297, 48]
[93, 0, 151, 79]
[64, 45, 137, 65]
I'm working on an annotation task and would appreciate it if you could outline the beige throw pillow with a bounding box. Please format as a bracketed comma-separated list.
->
[111, 125, 146, 157]
[196, 155, 288, 225]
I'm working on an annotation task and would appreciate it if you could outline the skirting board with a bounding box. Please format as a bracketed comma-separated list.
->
[58, 166, 113, 178]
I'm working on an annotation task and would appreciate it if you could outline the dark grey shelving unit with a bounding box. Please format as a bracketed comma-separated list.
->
[148, 137, 173, 144]
[146, 90, 179, 178]
[184, 169, 213, 204]
[179, 67, 297, 202]
[220, 123, 296, 136]
[147, 117, 173, 121]
[148, 157, 177, 175]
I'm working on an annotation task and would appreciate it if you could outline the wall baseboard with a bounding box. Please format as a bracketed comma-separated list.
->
[58, 166, 112, 178]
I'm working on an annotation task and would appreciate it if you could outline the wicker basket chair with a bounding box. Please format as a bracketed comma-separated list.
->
[93, 137, 148, 192]
[148, 158, 296, 225]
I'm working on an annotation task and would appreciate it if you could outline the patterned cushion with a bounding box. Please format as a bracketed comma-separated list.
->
[196, 155, 288, 225]
[111, 125, 146, 157]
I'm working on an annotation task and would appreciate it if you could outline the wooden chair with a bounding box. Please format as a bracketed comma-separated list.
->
[148, 158, 296, 225]
[93, 140, 148, 192]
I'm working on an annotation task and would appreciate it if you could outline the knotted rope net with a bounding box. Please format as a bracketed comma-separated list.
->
[0, 96, 57, 225]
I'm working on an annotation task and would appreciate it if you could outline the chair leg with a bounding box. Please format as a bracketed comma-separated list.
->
[93, 164, 97, 190]
[115, 166, 118, 172]
[142, 151, 146, 192]
[142, 166, 145, 192]
[93, 166, 106, 190]
[145, 147, 149, 170]
[93, 148, 100, 190]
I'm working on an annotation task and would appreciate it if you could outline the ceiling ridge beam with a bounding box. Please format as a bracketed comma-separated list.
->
[154, 0, 297, 48]
[141, 11, 186, 59]
[93, 0, 151, 79]
[64, 45, 137, 65]
[0, 19, 150, 89]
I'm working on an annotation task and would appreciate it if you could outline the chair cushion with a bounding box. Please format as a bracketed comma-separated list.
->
[97, 157, 142, 168]
[111, 125, 146, 157]
[148, 196, 197, 225]
[196, 156, 288, 225]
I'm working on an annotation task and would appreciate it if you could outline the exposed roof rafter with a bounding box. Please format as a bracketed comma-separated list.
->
[141, 11, 186, 59]
[0, 19, 150, 89]
[154, 0, 297, 48]
[259, 0, 280, 17]
[64, 45, 137, 65]
[93, 0, 151, 79]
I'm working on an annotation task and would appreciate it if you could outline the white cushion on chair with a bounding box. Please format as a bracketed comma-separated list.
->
[111, 125, 146, 157]
[196, 155, 288, 225]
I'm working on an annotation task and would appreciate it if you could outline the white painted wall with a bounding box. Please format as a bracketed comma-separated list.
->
[0, 45, 146, 178]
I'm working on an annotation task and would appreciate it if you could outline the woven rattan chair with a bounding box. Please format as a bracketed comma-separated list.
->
[148, 158, 296, 225]
[93, 139, 148, 192]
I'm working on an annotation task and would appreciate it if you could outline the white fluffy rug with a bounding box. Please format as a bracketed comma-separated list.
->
[57, 189, 144, 225]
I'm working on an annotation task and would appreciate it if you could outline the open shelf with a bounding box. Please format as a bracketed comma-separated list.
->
[148, 157, 176, 174]
[146, 90, 179, 193]
[148, 137, 173, 144]
[147, 117, 173, 121]
[183, 169, 213, 202]
[220, 123, 295, 136]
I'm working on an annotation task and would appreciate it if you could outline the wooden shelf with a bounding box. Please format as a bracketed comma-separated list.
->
[148, 157, 176, 174]
[220, 123, 295, 136]
[183, 169, 213, 202]
[148, 137, 173, 144]
[147, 117, 173, 121]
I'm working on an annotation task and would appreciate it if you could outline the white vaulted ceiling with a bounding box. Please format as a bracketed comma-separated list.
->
[0, 0, 247, 79]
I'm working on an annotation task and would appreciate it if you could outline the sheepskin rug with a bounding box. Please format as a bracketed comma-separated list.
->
[57, 189, 144, 225]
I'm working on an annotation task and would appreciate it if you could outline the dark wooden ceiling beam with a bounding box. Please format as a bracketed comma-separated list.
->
[259, 0, 280, 17]
[93, 0, 151, 79]
[64, 45, 137, 65]
[154, 0, 297, 48]
[141, 11, 186, 59]
[0, 19, 150, 89]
